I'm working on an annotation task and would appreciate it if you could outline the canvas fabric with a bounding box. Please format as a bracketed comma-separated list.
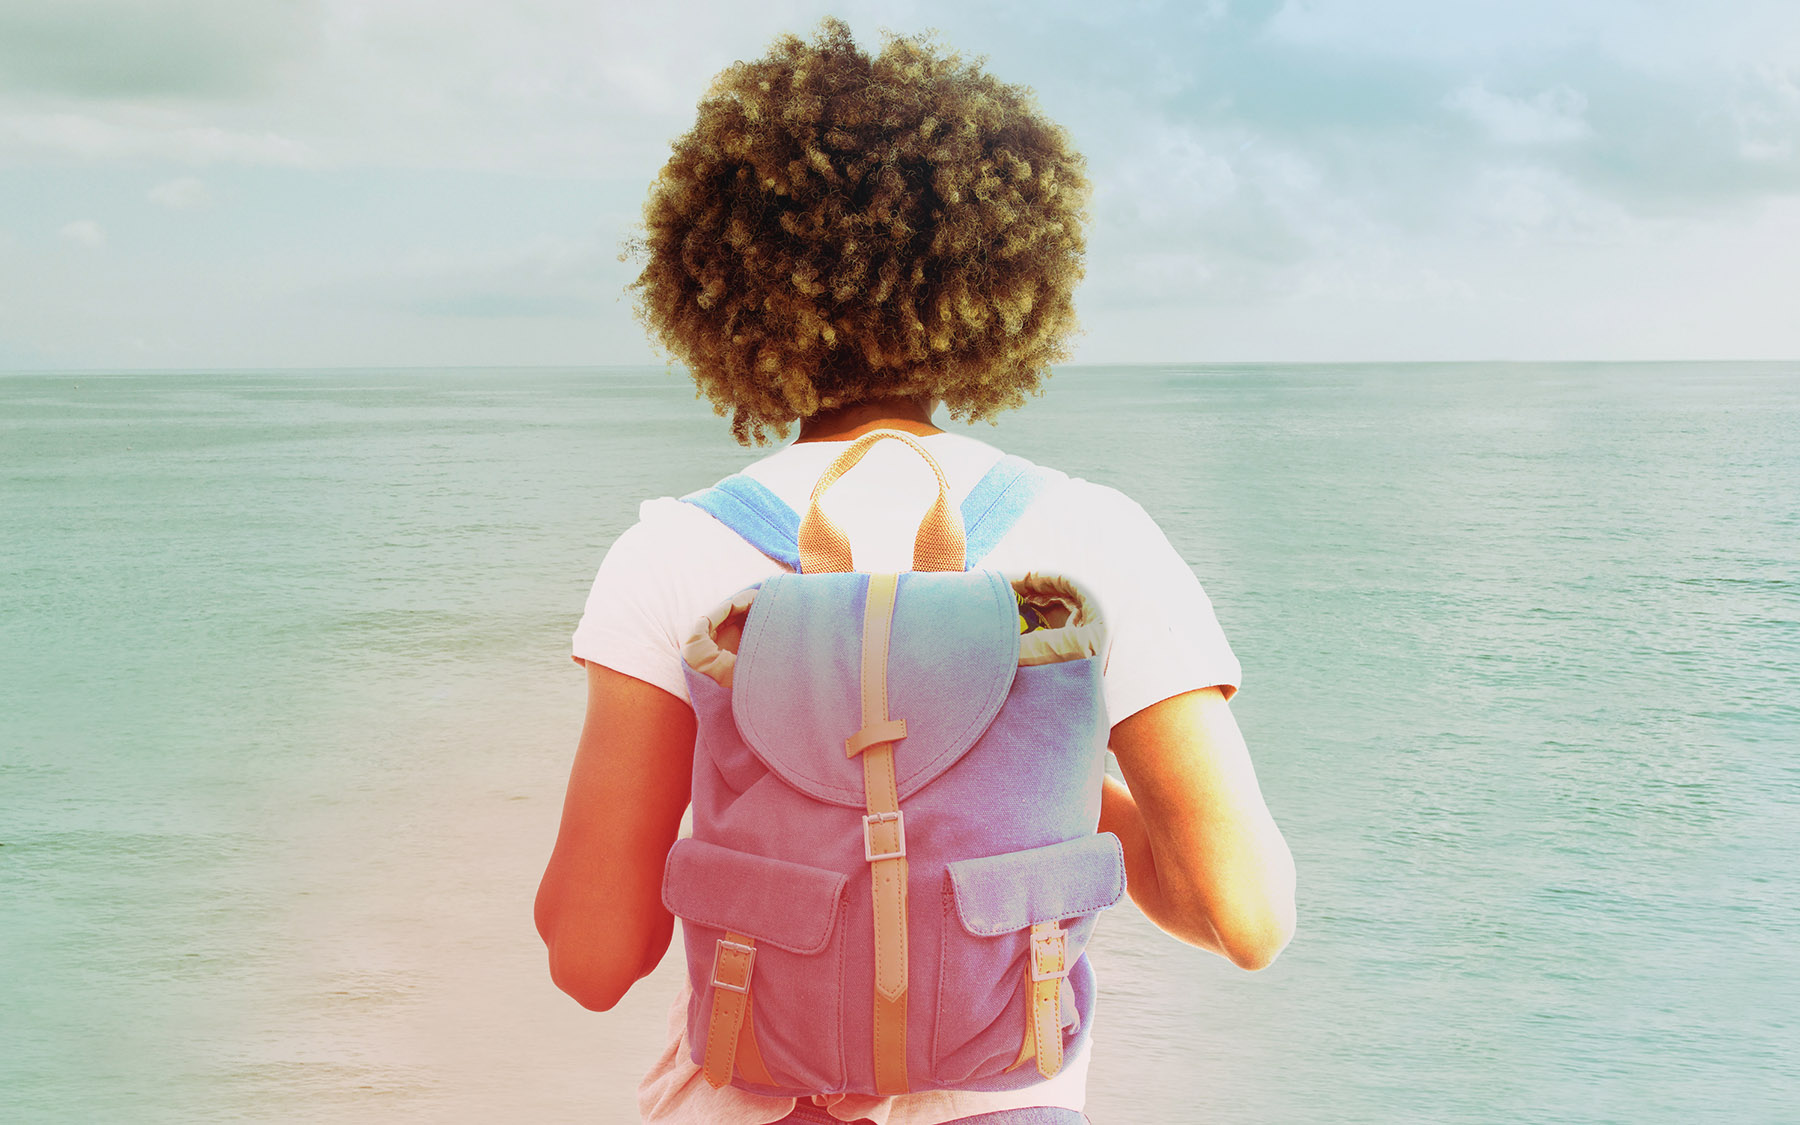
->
[573, 430, 1245, 1122]
[660, 435, 1128, 1099]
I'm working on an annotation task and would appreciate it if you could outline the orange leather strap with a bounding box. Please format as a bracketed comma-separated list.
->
[1005, 922, 1070, 1077]
[1007, 1005, 1036, 1074]
[1028, 921, 1068, 1080]
[847, 572, 911, 1094]
[738, 992, 777, 1087]
[702, 931, 761, 1089]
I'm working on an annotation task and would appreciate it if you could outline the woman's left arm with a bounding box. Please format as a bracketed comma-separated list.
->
[1099, 687, 1297, 969]
[535, 661, 695, 1011]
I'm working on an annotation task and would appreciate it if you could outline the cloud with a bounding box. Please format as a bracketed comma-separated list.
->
[409, 291, 597, 319]
[148, 177, 213, 209]
[59, 219, 106, 249]
[1447, 83, 1591, 144]
[1107, 126, 1242, 233]
[328, 234, 625, 321]
[0, 109, 318, 167]
[0, 0, 322, 98]
[1728, 62, 1800, 164]
[1262, 0, 1745, 68]
[1043, 0, 1800, 221]
[4, 0, 1800, 366]
[1467, 165, 1633, 242]
[1088, 119, 1384, 309]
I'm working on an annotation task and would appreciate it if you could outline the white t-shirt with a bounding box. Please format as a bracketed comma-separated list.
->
[571, 431, 1242, 1124]
[574, 432, 1240, 723]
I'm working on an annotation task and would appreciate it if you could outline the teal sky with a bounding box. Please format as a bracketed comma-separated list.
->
[2, 0, 1797, 369]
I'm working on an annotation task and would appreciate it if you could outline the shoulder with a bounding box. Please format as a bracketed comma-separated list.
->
[608, 495, 755, 558]
[1046, 473, 1154, 521]
[982, 466, 1196, 619]
[574, 494, 787, 700]
[594, 497, 782, 607]
[1016, 466, 1174, 553]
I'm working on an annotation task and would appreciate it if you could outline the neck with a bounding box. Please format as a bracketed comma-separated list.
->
[794, 396, 942, 443]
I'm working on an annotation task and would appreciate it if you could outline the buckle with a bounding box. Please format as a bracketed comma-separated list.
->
[1030, 927, 1069, 982]
[710, 938, 756, 994]
[862, 810, 906, 862]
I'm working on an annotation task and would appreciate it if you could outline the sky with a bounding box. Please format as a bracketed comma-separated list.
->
[1, 0, 1797, 370]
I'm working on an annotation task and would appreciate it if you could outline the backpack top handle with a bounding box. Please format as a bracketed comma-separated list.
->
[797, 429, 967, 574]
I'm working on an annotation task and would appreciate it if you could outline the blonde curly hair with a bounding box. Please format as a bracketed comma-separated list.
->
[628, 19, 1090, 444]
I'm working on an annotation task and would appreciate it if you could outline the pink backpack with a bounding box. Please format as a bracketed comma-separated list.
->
[664, 430, 1126, 1095]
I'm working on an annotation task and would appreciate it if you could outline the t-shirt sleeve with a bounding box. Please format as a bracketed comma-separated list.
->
[1078, 485, 1242, 726]
[570, 500, 700, 704]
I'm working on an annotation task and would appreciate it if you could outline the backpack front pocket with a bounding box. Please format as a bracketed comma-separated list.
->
[932, 832, 1127, 1086]
[663, 837, 850, 1092]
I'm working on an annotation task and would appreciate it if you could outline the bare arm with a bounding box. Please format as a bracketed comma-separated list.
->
[534, 662, 695, 1010]
[1099, 686, 1296, 970]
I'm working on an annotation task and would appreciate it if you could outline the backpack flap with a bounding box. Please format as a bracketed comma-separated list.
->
[662, 837, 854, 1093]
[732, 569, 1020, 807]
[662, 837, 848, 955]
[946, 832, 1127, 937]
[935, 832, 1127, 1085]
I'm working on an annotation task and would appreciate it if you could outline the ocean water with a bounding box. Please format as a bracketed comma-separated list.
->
[2, 363, 1797, 1124]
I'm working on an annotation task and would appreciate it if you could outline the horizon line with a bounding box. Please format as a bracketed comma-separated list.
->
[3, 358, 1797, 377]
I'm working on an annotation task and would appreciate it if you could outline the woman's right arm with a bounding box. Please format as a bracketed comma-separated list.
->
[534, 661, 695, 1010]
[1100, 686, 1297, 970]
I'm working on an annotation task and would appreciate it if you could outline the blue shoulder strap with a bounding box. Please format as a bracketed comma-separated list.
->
[682, 453, 1050, 572]
[682, 473, 804, 570]
[958, 454, 1051, 565]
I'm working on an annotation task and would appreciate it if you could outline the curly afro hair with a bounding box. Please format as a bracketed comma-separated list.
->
[628, 18, 1090, 444]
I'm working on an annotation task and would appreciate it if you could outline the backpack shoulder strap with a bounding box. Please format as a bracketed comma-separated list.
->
[960, 454, 1054, 566]
[682, 453, 1054, 571]
[681, 474, 803, 571]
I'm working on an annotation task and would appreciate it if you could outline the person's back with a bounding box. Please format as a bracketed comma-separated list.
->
[534, 20, 1297, 1124]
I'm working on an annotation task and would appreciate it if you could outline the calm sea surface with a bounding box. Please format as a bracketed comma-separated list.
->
[3, 364, 1797, 1123]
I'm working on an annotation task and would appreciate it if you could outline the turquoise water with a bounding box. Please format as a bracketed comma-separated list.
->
[3, 364, 1797, 1123]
